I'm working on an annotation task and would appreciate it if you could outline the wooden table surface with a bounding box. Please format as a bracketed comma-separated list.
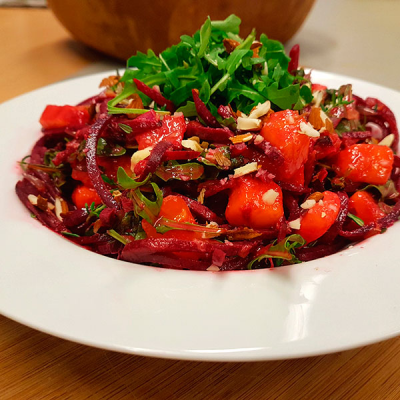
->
[1, 7, 400, 400]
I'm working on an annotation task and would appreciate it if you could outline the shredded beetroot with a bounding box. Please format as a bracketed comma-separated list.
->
[192, 89, 221, 128]
[186, 121, 233, 143]
[85, 116, 119, 209]
[218, 105, 235, 120]
[121, 238, 259, 259]
[288, 44, 300, 74]
[296, 240, 347, 262]
[117, 116, 162, 134]
[252, 141, 284, 165]
[365, 97, 399, 151]
[175, 194, 224, 224]
[16, 179, 66, 233]
[198, 178, 234, 197]
[137, 140, 173, 181]
[134, 79, 175, 113]
[163, 150, 201, 161]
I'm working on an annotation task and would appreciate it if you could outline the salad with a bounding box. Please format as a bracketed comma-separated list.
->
[16, 15, 400, 271]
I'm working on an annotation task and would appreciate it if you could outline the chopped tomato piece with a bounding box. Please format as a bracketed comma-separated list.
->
[260, 110, 309, 185]
[71, 185, 101, 209]
[335, 144, 394, 185]
[349, 191, 385, 225]
[39, 105, 90, 130]
[225, 176, 284, 229]
[311, 84, 327, 92]
[97, 155, 132, 181]
[159, 195, 196, 223]
[71, 169, 92, 187]
[135, 114, 186, 150]
[297, 191, 341, 243]
[157, 195, 202, 259]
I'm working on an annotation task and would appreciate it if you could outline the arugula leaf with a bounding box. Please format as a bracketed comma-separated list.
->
[211, 14, 241, 35]
[97, 138, 126, 157]
[61, 231, 80, 238]
[107, 229, 128, 245]
[198, 17, 212, 57]
[362, 180, 399, 200]
[132, 183, 163, 223]
[117, 167, 150, 189]
[176, 101, 197, 117]
[118, 123, 133, 134]
[248, 234, 305, 269]
[347, 213, 365, 227]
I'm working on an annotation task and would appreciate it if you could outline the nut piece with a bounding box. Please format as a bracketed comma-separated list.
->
[262, 189, 279, 205]
[299, 121, 320, 138]
[248, 101, 271, 119]
[215, 150, 231, 167]
[233, 162, 258, 178]
[131, 147, 152, 170]
[237, 117, 262, 131]
[223, 38, 240, 53]
[230, 133, 253, 144]
[300, 199, 316, 210]
[207, 265, 220, 271]
[378, 134, 395, 147]
[182, 139, 203, 152]
[288, 218, 301, 230]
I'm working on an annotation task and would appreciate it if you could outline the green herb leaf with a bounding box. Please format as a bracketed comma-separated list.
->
[117, 167, 149, 190]
[118, 123, 133, 134]
[210, 14, 241, 35]
[198, 17, 212, 57]
[155, 162, 204, 181]
[107, 229, 128, 245]
[132, 183, 163, 223]
[248, 234, 305, 269]
[347, 213, 365, 227]
[61, 231, 80, 238]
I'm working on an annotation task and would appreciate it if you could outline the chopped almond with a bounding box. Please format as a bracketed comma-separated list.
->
[237, 117, 262, 131]
[223, 38, 240, 53]
[215, 150, 232, 167]
[230, 133, 253, 144]
[99, 75, 119, 88]
[233, 162, 258, 178]
[197, 188, 206, 204]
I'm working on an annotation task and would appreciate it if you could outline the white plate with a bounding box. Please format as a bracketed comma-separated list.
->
[1, 71, 400, 362]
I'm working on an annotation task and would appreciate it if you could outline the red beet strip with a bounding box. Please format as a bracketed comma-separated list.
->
[134, 78, 175, 113]
[192, 89, 221, 128]
[121, 238, 260, 260]
[163, 150, 201, 161]
[116, 118, 162, 134]
[85, 116, 119, 210]
[137, 140, 173, 181]
[288, 44, 300, 74]
[186, 121, 234, 144]
[175, 194, 224, 224]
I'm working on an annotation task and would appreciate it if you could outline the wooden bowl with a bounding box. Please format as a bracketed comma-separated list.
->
[48, 0, 315, 60]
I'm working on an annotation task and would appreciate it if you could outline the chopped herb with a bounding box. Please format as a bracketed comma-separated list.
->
[61, 231, 80, 238]
[347, 213, 365, 227]
[118, 123, 133, 134]
[107, 229, 128, 245]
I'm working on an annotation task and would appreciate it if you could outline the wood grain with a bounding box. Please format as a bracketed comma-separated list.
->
[1, 8, 400, 400]
[0, 8, 104, 103]
[1, 315, 400, 399]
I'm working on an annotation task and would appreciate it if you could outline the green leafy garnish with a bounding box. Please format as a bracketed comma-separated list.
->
[362, 180, 399, 200]
[97, 138, 126, 157]
[131, 183, 163, 224]
[61, 231, 80, 238]
[107, 229, 128, 245]
[248, 234, 305, 269]
[347, 213, 365, 227]
[109, 15, 312, 117]
[155, 162, 204, 181]
[118, 123, 133, 134]
[116, 167, 150, 189]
